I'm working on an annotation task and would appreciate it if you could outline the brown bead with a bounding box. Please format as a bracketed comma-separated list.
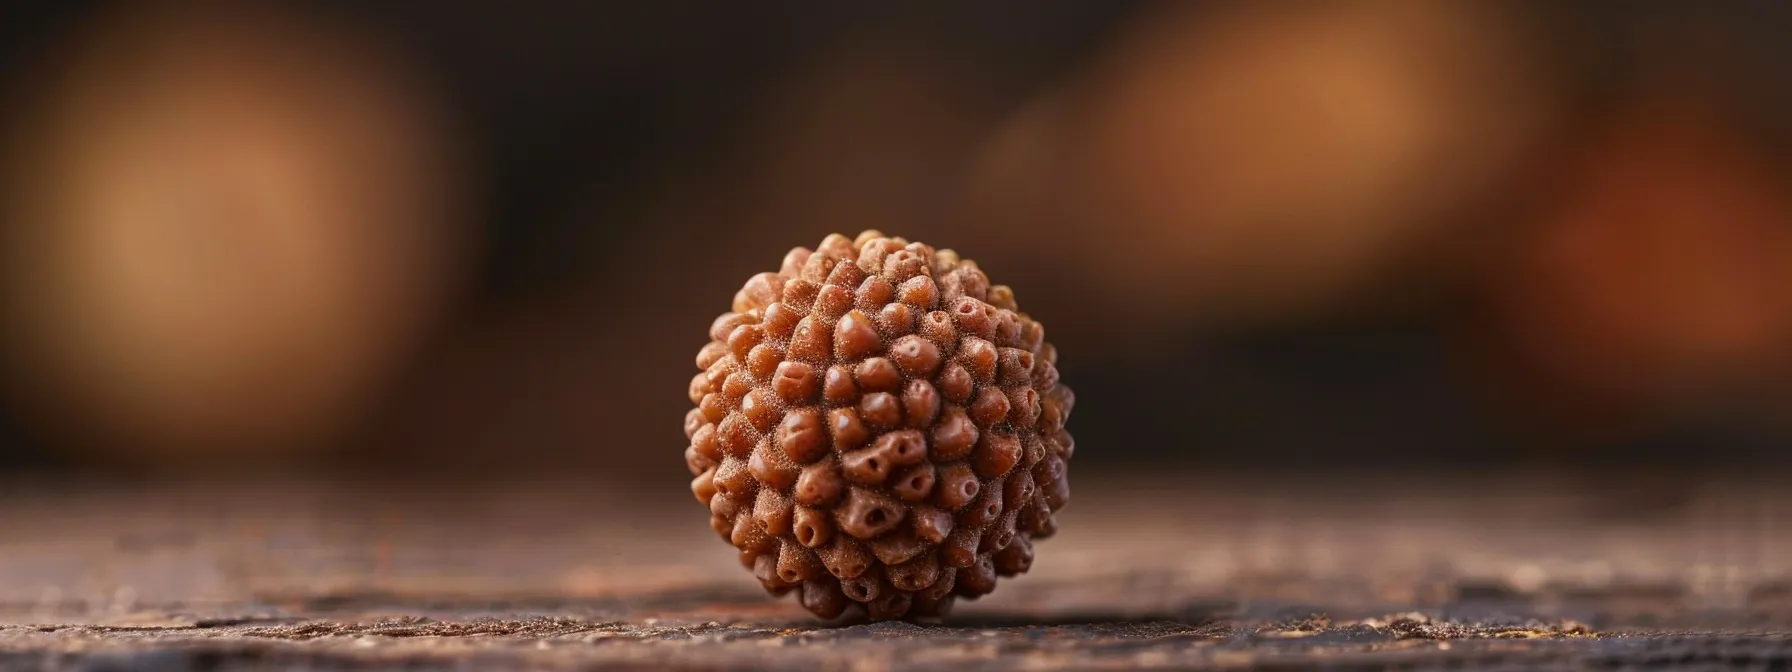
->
[794, 461, 844, 507]
[800, 251, 835, 284]
[896, 275, 937, 310]
[792, 506, 833, 548]
[992, 311, 1022, 349]
[814, 284, 853, 321]
[738, 547, 764, 570]
[870, 528, 927, 565]
[994, 535, 1033, 576]
[957, 337, 998, 383]
[780, 247, 812, 278]
[936, 363, 974, 404]
[973, 429, 1022, 479]
[1033, 359, 1061, 393]
[889, 335, 941, 378]
[856, 276, 894, 311]
[935, 267, 962, 301]
[731, 512, 775, 553]
[982, 511, 1018, 553]
[930, 407, 977, 461]
[727, 324, 765, 362]
[772, 361, 820, 405]
[940, 527, 980, 569]
[820, 536, 872, 580]
[1017, 493, 1052, 536]
[686, 445, 715, 477]
[934, 462, 981, 511]
[828, 407, 869, 449]
[1047, 384, 1075, 418]
[854, 357, 901, 392]
[704, 355, 735, 391]
[1036, 454, 1070, 511]
[761, 302, 800, 341]
[987, 284, 1017, 311]
[826, 255, 867, 288]
[740, 389, 780, 433]
[715, 414, 756, 458]
[955, 556, 997, 598]
[881, 250, 928, 284]
[958, 475, 1004, 529]
[710, 312, 753, 343]
[776, 408, 827, 464]
[1021, 432, 1047, 466]
[840, 571, 881, 603]
[878, 302, 915, 336]
[911, 505, 953, 544]
[1039, 398, 1065, 434]
[783, 277, 820, 312]
[948, 298, 992, 340]
[721, 371, 754, 401]
[776, 541, 823, 584]
[788, 316, 830, 363]
[856, 238, 891, 273]
[886, 551, 941, 592]
[1033, 507, 1059, 539]
[919, 310, 956, 349]
[754, 487, 794, 536]
[1049, 429, 1075, 460]
[751, 550, 784, 586]
[713, 457, 755, 499]
[684, 408, 708, 441]
[699, 392, 728, 424]
[687, 232, 1073, 621]
[691, 468, 718, 505]
[689, 372, 713, 405]
[817, 232, 855, 260]
[710, 489, 747, 521]
[841, 444, 894, 486]
[969, 387, 1011, 427]
[891, 463, 936, 502]
[710, 514, 735, 541]
[696, 341, 730, 371]
[835, 487, 905, 539]
[739, 272, 785, 311]
[691, 423, 721, 461]
[1004, 387, 1040, 428]
[871, 429, 927, 467]
[746, 343, 781, 380]
[911, 568, 956, 617]
[800, 578, 849, 620]
[902, 380, 941, 428]
[858, 392, 901, 429]
[1003, 463, 1037, 510]
[749, 438, 798, 490]
[996, 347, 1034, 386]
[833, 310, 882, 361]
[957, 267, 990, 302]
[1019, 317, 1044, 353]
[823, 365, 857, 406]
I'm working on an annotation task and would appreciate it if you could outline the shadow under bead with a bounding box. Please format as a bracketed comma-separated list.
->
[683, 230, 1075, 622]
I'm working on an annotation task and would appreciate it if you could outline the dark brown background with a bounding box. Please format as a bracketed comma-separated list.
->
[3, 0, 1792, 477]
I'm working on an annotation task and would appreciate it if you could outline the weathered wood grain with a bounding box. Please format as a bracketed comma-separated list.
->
[1, 472, 1787, 670]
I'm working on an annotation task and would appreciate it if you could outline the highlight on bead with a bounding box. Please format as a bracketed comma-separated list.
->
[684, 231, 1074, 621]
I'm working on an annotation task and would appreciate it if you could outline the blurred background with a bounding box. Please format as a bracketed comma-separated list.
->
[3, 0, 1792, 488]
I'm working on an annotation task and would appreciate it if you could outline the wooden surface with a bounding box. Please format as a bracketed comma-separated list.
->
[1, 471, 1789, 670]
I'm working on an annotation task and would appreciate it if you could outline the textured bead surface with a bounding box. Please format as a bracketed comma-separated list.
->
[685, 231, 1074, 622]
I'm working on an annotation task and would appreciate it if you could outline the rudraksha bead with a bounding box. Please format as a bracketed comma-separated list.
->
[685, 231, 1074, 621]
